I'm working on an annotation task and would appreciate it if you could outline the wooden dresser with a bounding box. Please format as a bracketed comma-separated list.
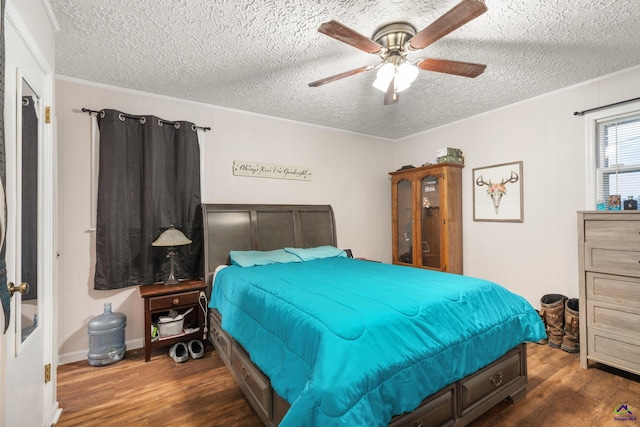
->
[577, 211, 640, 375]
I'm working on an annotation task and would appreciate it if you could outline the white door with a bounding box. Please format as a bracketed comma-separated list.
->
[0, 12, 55, 427]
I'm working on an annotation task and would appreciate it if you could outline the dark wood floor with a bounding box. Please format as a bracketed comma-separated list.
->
[55, 342, 640, 427]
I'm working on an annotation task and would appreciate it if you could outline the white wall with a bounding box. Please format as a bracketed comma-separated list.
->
[55, 78, 394, 363]
[394, 65, 640, 308]
[57, 65, 640, 363]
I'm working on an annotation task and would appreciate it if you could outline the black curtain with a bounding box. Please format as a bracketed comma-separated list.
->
[94, 109, 202, 290]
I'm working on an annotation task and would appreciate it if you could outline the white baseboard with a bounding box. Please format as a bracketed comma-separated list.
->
[51, 401, 62, 425]
[58, 338, 144, 365]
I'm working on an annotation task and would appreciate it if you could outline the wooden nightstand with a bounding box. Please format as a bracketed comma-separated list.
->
[139, 279, 207, 362]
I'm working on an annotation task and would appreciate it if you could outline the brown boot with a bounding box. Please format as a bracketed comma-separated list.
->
[561, 298, 580, 353]
[539, 294, 567, 349]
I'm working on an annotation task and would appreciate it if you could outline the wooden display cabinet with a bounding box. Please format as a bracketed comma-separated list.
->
[390, 163, 463, 274]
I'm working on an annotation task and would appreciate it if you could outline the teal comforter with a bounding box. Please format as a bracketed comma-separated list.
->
[210, 257, 545, 426]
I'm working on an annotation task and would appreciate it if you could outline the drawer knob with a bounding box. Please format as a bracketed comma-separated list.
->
[241, 365, 250, 380]
[489, 371, 503, 387]
[172, 298, 180, 305]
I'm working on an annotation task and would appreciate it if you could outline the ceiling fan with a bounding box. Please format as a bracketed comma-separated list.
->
[308, 0, 488, 105]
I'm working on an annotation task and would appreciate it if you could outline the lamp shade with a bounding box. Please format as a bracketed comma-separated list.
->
[152, 226, 192, 247]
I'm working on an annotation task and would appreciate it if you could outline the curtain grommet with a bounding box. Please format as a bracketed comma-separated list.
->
[174, 122, 180, 129]
[118, 113, 125, 122]
[139, 117, 146, 125]
[100, 110, 106, 119]
[191, 124, 196, 132]
[158, 119, 163, 127]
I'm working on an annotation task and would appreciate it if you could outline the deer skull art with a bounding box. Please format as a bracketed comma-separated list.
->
[476, 170, 519, 214]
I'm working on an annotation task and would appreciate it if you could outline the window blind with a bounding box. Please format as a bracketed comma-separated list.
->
[595, 111, 640, 208]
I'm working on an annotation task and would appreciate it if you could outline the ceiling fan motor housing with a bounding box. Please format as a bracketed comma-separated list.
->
[373, 23, 417, 54]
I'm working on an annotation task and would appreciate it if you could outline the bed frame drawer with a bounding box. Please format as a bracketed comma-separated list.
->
[389, 385, 455, 427]
[209, 311, 232, 364]
[460, 346, 525, 415]
[231, 344, 272, 421]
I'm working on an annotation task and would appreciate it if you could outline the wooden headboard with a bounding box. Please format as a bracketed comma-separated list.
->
[201, 203, 337, 291]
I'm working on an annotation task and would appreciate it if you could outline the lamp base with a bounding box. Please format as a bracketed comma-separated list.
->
[163, 248, 180, 285]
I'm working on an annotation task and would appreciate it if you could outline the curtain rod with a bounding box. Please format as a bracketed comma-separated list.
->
[573, 96, 640, 116]
[81, 108, 211, 132]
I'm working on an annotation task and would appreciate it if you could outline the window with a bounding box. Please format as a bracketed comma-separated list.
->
[586, 101, 640, 209]
[595, 112, 640, 207]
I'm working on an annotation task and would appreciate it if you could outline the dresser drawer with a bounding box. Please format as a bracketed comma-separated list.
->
[460, 349, 524, 414]
[148, 290, 200, 311]
[586, 300, 640, 338]
[209, 310, 232, 365]
[588, 328, 640, 376]
[584, 243, 640, 277]
[389, 385, 455, 427]
[585, 220, 640, 247]
[587, 272, 640, 306]
[231, 344, 271, 421]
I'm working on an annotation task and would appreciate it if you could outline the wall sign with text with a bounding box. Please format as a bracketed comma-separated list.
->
[233, 160, 312, 181]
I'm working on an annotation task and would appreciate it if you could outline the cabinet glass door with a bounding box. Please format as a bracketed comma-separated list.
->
[420, 174, 441, 269]
[396, 179, 413, 264]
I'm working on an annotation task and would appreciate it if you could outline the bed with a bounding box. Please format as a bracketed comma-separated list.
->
[202, 203, 545, 427]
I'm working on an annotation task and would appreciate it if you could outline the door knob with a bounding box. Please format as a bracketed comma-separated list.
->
[7, 282, 29, 297]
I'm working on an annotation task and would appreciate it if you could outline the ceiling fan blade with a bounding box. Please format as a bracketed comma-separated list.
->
[383, 77, 399, 105]
[308, 65, 374, 87]
[418, 58, 486, 78]
[318, 20, 385, 54]
[407, 0, 487, 51]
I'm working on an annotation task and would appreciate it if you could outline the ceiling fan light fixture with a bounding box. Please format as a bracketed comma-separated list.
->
[396, 62, 419, 92]
[373, 62, 395, 92]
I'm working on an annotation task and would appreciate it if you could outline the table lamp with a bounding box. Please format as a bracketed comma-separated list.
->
[152, 225, 192, 285]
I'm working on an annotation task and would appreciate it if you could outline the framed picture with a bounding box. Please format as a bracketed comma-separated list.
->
[472, 161, 524, 222]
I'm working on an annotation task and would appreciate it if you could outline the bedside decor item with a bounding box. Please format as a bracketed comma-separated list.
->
[473, 161, 524, 222]
[152, 226, 192, 285]
[87, 303, 126, 366]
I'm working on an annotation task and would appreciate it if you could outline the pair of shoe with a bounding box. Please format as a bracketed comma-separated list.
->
[169, 339, 204, 363]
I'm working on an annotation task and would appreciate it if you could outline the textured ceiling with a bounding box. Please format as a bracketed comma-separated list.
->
[51, 0, 640, 140]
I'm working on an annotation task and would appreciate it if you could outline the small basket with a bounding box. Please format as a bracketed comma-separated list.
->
[158, 318, 184, 337]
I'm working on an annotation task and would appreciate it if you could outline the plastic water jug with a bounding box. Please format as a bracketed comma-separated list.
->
[87, 303, 126, 366]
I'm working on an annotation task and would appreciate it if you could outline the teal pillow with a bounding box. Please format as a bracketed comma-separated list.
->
[284, 246, 347, 261]
[229, 249, 301, 267]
